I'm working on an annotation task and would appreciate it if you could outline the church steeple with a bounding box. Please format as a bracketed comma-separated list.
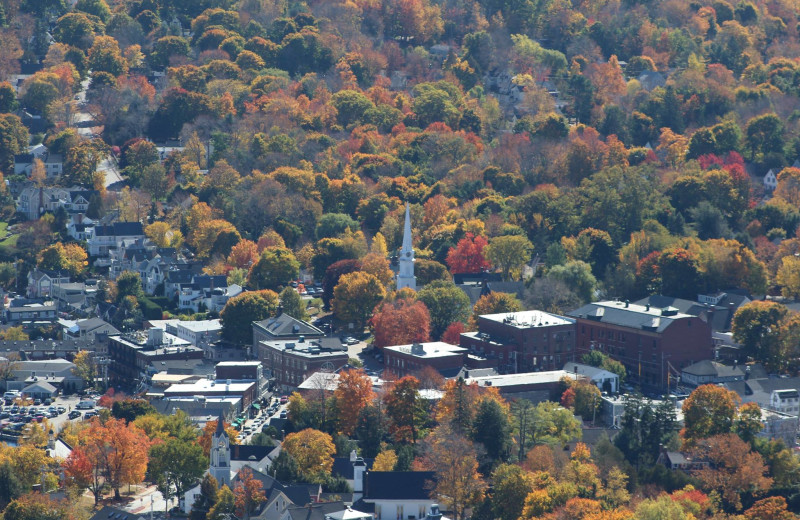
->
[396, 203, 416, 291]
[209, 413, 231, 488]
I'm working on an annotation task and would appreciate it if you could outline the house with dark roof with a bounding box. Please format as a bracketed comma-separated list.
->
[178, 274, 241, 313]
[27, 268, 71, 298]
[680, 360, 763, 387]
[62, 317, 120, 340]
[353, 471, 438, 520]
[568, 301, 713, 390]
[87, 222, 145, 257]
[279, 502, 372, 520]
[89, 506, 146, 520]
[253, 313, 325, 351]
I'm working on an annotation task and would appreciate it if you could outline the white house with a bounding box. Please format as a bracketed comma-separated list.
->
[354, 471, 437, 520]
[562, 362, 619, 394]
[87, 222, 145, 257]
[764, 169, 778, 191]
[770, 389, 800, 415]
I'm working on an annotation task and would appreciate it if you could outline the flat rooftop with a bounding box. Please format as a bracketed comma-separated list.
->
[384, 341, 467, 359]
[177, 320, 222, 332]
[465, 370, 579, 388]
[164, 379, 255, 394]
[480, 310, 574, 327]
[216, 361, 263, 367]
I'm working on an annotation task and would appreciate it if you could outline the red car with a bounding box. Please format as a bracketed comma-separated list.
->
[280, 395, 288, 404]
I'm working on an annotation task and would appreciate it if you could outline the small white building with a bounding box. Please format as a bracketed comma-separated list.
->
[764, 169, 778, 192]
[562, 362, 619, 394]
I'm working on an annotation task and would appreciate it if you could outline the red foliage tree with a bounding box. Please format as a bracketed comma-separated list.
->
[446, 233, 490, 274]
[441, 322, 465, 345]
[370, 298, 431, 348]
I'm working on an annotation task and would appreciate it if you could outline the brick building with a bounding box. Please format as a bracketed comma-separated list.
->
[459, 310, 576, 373]
[567, 301, 713, 390]
[107, 329, 203, 388]
[383, 342, 467, 378]
[258, 336, 348, 389]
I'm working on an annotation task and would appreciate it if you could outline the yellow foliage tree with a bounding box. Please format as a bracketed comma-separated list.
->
[282, 428, 336, 481]
[372, 450, 397, 471]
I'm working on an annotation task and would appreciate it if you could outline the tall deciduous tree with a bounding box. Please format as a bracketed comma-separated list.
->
[484, 235, 534, 281]
[149, 438, 207, 513]
[414, 426, 487, 520]
[282, 429, 336, 481]
[331, 272, 386, 329]
[234, 467, 266, 520]
[370, 298, 431, 348]
[383, 376, 426, 444]
[220, 290, 279, 345]
[247, 246, 300, 291]
[334, 369, 376, 435]
[446, 233, 490, 274]
[36, 243, 88, 277]
[732, 301, 788, 370]
[681, 384, 740, 444]
[470, 292, 523, 329]
[417, 281, 471, 340]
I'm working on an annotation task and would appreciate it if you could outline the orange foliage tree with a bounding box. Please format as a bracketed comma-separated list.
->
[334, 368, 376, 435]
[441, 321, 465, 345]
[227, 239, 259, 269]
[79, 417, 151, 500]
[370, 298, 431, 348]
[63, 447, 97, 503]
[383, 376, 426, 444]
[234, 467, 267, 520]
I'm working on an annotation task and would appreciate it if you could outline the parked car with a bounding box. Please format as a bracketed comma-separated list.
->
[279, 410, 288, 419]
[68, 411, 81, 419]
[83, 411, 98, 419]
[342, 336, 359, 345]
[280, 395, 288, 404]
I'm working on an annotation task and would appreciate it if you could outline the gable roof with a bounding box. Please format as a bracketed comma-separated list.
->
[254, 313, 324, 338]
[364, 471, 435, 500]
[285, 502, 348, 520]
[89, 506, 145, 520]
[568, 301, 695, 333]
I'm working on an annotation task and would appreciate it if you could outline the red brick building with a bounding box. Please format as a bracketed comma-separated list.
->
[459, 310, 576, 373]
[258, 336, 348, 389]
[568, 301, 713, 390]
[383, 342, 467, 377]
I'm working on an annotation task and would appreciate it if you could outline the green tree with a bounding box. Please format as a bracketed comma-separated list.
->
[115, 270, 144, 303]
[355, 404, 387, 458]
[547, 261, 597, 303]
[315, 213, 360, 239]
[732, 301, 788, 369]
[383, 376, 427, 444]
[247, 247, 300, 291]
[75, 0, 111, 23]
[149, 438, 207, 513]
[189, 474, 218, 520]
[208, 485, 235, 520]
[150, 36, 191, 69]
[53, 12, 98, 50]
[111, 399, 156, 422]
[279, 286, 308, 321]
[0, 115, 29, 173]
[331, 272, 385, 329]
[484, 235, 534, 281]
[745, 112, 784, 161]
[471, 398, 511, 463]
[417, 281, 471, 340]
[512, 400, 581, 461]
[220, 290, 280, 345]
[331, 90, 375, 127]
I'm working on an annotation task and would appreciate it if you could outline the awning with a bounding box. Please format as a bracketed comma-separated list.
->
[251, 403, 261, 410]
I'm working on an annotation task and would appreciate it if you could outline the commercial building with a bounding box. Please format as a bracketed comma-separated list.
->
[107, 329, 203, 388]
[258, 336, 348, 389]
[383, 342, 467, 378]
[460, 310, 576, 373]
[568, 301, 713, 390]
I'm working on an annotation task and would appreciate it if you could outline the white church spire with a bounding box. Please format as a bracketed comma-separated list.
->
[396, 203, 416, 291]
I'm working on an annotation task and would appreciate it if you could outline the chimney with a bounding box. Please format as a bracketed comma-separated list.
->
[350, 450, 357, 462]
[352, 460, 367, 501]
[645, 304, 650, 311]
[276, 304, 283, 316]
[624, 300, 629, 308]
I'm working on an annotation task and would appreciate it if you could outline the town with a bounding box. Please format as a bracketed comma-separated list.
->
[1, 0, 800, 519]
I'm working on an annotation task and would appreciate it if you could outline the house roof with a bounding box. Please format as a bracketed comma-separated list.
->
[89, 506, 145, 520]
[567, 301, 694, 333]
[681, 360, 743, 378]
[331, 457, 375, 480]
[22, 381, 57, 393]
[254, 313, 324, 338]
[285, 502, 348, 520]
[364, 471, 435, 500]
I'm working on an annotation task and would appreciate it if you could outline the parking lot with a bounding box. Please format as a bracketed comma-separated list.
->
[0, 394, 87, 439]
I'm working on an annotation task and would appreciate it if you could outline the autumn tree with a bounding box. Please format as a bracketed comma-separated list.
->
[372, 450, 398, 471]
[446, 233, 490, 274]
[227, 240, 259, 270]
[371, 298, 431, 348]
[234, 467, 267, 520]
[36, 242, 88, 277]
[190, 474, 219, 520]
[332, 271, 386, 329]
[63, 447, 93, 500]
[144, 222, 183, 249]
[383, 376, 426, 444]
[414, 425, 487, 520]
[220, 290, 279, 345]
[744, 496, 795, 520]
[484, 235, 534, 281]
[282, 429, 336, 482]
[470, 292, 523, 329]
[682, 384, 740, 444]
[79, 417, 151, 500]
[692, 434, 772, 511]
[334, 369, 376, 435]
[279, 286, 308, 321]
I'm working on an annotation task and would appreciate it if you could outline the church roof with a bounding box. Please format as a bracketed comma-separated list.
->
[215, 412, 226, 437]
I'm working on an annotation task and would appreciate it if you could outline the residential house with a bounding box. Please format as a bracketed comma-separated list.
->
[62, 317, 120, 340]
[178, 275, 240, 313]
[568, 301, 714, 390]
[16, 186, 93, 221]
[771, 389, 800, 415]
[50, 280, 98, 315]
[656, 450, 710, 471]
[87, 222, 145, 257]
[680, 360, 766, 387]
[67, 214, 96, 241]
[27, 269, 70, 298]
[562, 362, 619, 393]
[89, 506, 146, 520]
[353, 471, 437, 520]
[764, 169, 778, 192]
[6, 301, 58, 324]
[13, 149, 63, 178]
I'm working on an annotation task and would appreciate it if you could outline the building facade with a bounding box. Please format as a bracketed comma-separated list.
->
[258, 337, 348, 389]
[383, 342, 467, 378]
[460, 310, 576, 373]
[568, 301, 713, 390]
